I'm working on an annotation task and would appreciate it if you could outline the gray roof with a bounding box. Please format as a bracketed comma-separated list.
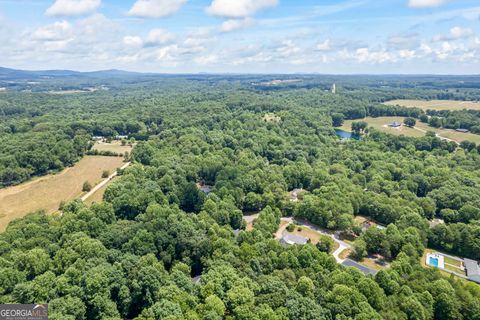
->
[469, 275, 480, 284]
[465, 259, 480, 277]
[282, 233, 309, 245]
[342, 259, 378, 275]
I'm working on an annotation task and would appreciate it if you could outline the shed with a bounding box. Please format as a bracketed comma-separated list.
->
[456, 128, 469, 133]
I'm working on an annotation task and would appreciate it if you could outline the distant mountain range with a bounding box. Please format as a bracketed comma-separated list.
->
[0, 67, 142, 80]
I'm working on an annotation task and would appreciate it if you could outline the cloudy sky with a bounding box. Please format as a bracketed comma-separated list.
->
[0, 0, 479, 74]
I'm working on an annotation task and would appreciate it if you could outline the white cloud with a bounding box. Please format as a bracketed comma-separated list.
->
[355, 47, 395, 64]
[31, 21, 71, 41]
[220, 18, 255, 32]
[46, 0, 101, 17]
[316, 39, 332, 51]
[207, 0, 278, 18]
[194, 55, 218, 65]
[127, 0, 187, 18]
[408, 0, 447, 8]
[449, 26, 474, 39]
[277, 40, 301, 57]
[123, 35, 143, 47]
[433, 26, 474, 42]
[146, 28, 176, 45]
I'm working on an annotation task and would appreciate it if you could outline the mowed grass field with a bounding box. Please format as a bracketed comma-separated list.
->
[340, 117, 480, 144]
[340, 117, 425, 137]
[0, 156, 125, 231]
[92, 141, 133, 154]
[384, 99, 480, 111]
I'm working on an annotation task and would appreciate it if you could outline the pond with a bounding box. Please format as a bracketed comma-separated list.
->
[335, 129, 361, 140]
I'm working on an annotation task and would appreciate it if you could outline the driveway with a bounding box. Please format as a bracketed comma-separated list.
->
[275, 217, 293, 240]
[342, 259, 378, 275]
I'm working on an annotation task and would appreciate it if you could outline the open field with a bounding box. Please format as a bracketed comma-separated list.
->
[92, 141, 133, 154]
[0, 156, 125, 231]
[340, 117, 425, 138]
[414, 121, 480, 144]
[384, 99, 480, 111]
[340, 117, 480, 144]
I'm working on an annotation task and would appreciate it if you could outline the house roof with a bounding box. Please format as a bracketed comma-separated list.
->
[282, 233, 308, 245]
[465, 259, 480, 277]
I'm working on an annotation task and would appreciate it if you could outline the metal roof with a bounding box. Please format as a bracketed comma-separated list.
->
[282, 233, 308, 245]
[465, 259, 480, 277]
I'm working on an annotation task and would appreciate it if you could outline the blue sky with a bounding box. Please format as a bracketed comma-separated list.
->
[0, 0, 479, 73]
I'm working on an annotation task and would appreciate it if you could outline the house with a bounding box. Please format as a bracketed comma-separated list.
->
[289, 188, 304, 202]
[464, 259, 480, 283]
[92, 136, 105, 141]
[116, 135, 129, 140]
[191, 276, 202, 285]
[389, 121, 401, 128]
[456, 128, 469, 133]
[281, 233, 309, 245]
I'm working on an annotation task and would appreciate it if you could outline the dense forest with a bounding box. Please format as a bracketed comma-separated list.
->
[1, 74, 480, 319]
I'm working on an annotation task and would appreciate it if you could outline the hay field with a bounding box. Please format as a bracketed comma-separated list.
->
[384, 99, 480, 111]
[92, 141, 133, 154]
[0, 156, 125, 231]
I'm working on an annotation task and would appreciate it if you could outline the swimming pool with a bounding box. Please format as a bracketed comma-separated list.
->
[429, 257, 439, 267]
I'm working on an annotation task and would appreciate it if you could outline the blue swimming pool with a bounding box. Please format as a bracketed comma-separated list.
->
[429, 257, 439, 267]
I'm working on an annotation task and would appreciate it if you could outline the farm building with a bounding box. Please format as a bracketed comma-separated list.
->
[455, 128, 469, 133]
[464, 259, 480, 283]
[389, 121, 402, 128]
[116, 135, 129, 140]
[281, 233, 309, 245]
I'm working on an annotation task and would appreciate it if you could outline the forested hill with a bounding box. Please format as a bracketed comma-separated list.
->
[0, 75, 480, 319]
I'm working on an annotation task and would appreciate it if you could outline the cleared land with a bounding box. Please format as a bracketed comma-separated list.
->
[340, 117, 424, 137]
[263, 113, 281, 123]
[92, 141, 133, 154]
[0, 156, 125, 231]
[340, 117, 480, 144]
[384, 99, 480, 111]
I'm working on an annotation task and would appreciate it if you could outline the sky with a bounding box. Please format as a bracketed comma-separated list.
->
[0, 0, 479, 74]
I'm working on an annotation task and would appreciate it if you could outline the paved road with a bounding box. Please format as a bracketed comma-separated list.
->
[81, 162, 131, 201]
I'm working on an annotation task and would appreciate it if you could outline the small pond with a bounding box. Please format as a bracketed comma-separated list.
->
[335, 129, 361, 140]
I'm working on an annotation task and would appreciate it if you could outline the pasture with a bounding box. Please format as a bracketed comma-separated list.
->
[92, 141, 133, 154]
[384, 99, 480, 111]
[0, 156, 125, 231]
